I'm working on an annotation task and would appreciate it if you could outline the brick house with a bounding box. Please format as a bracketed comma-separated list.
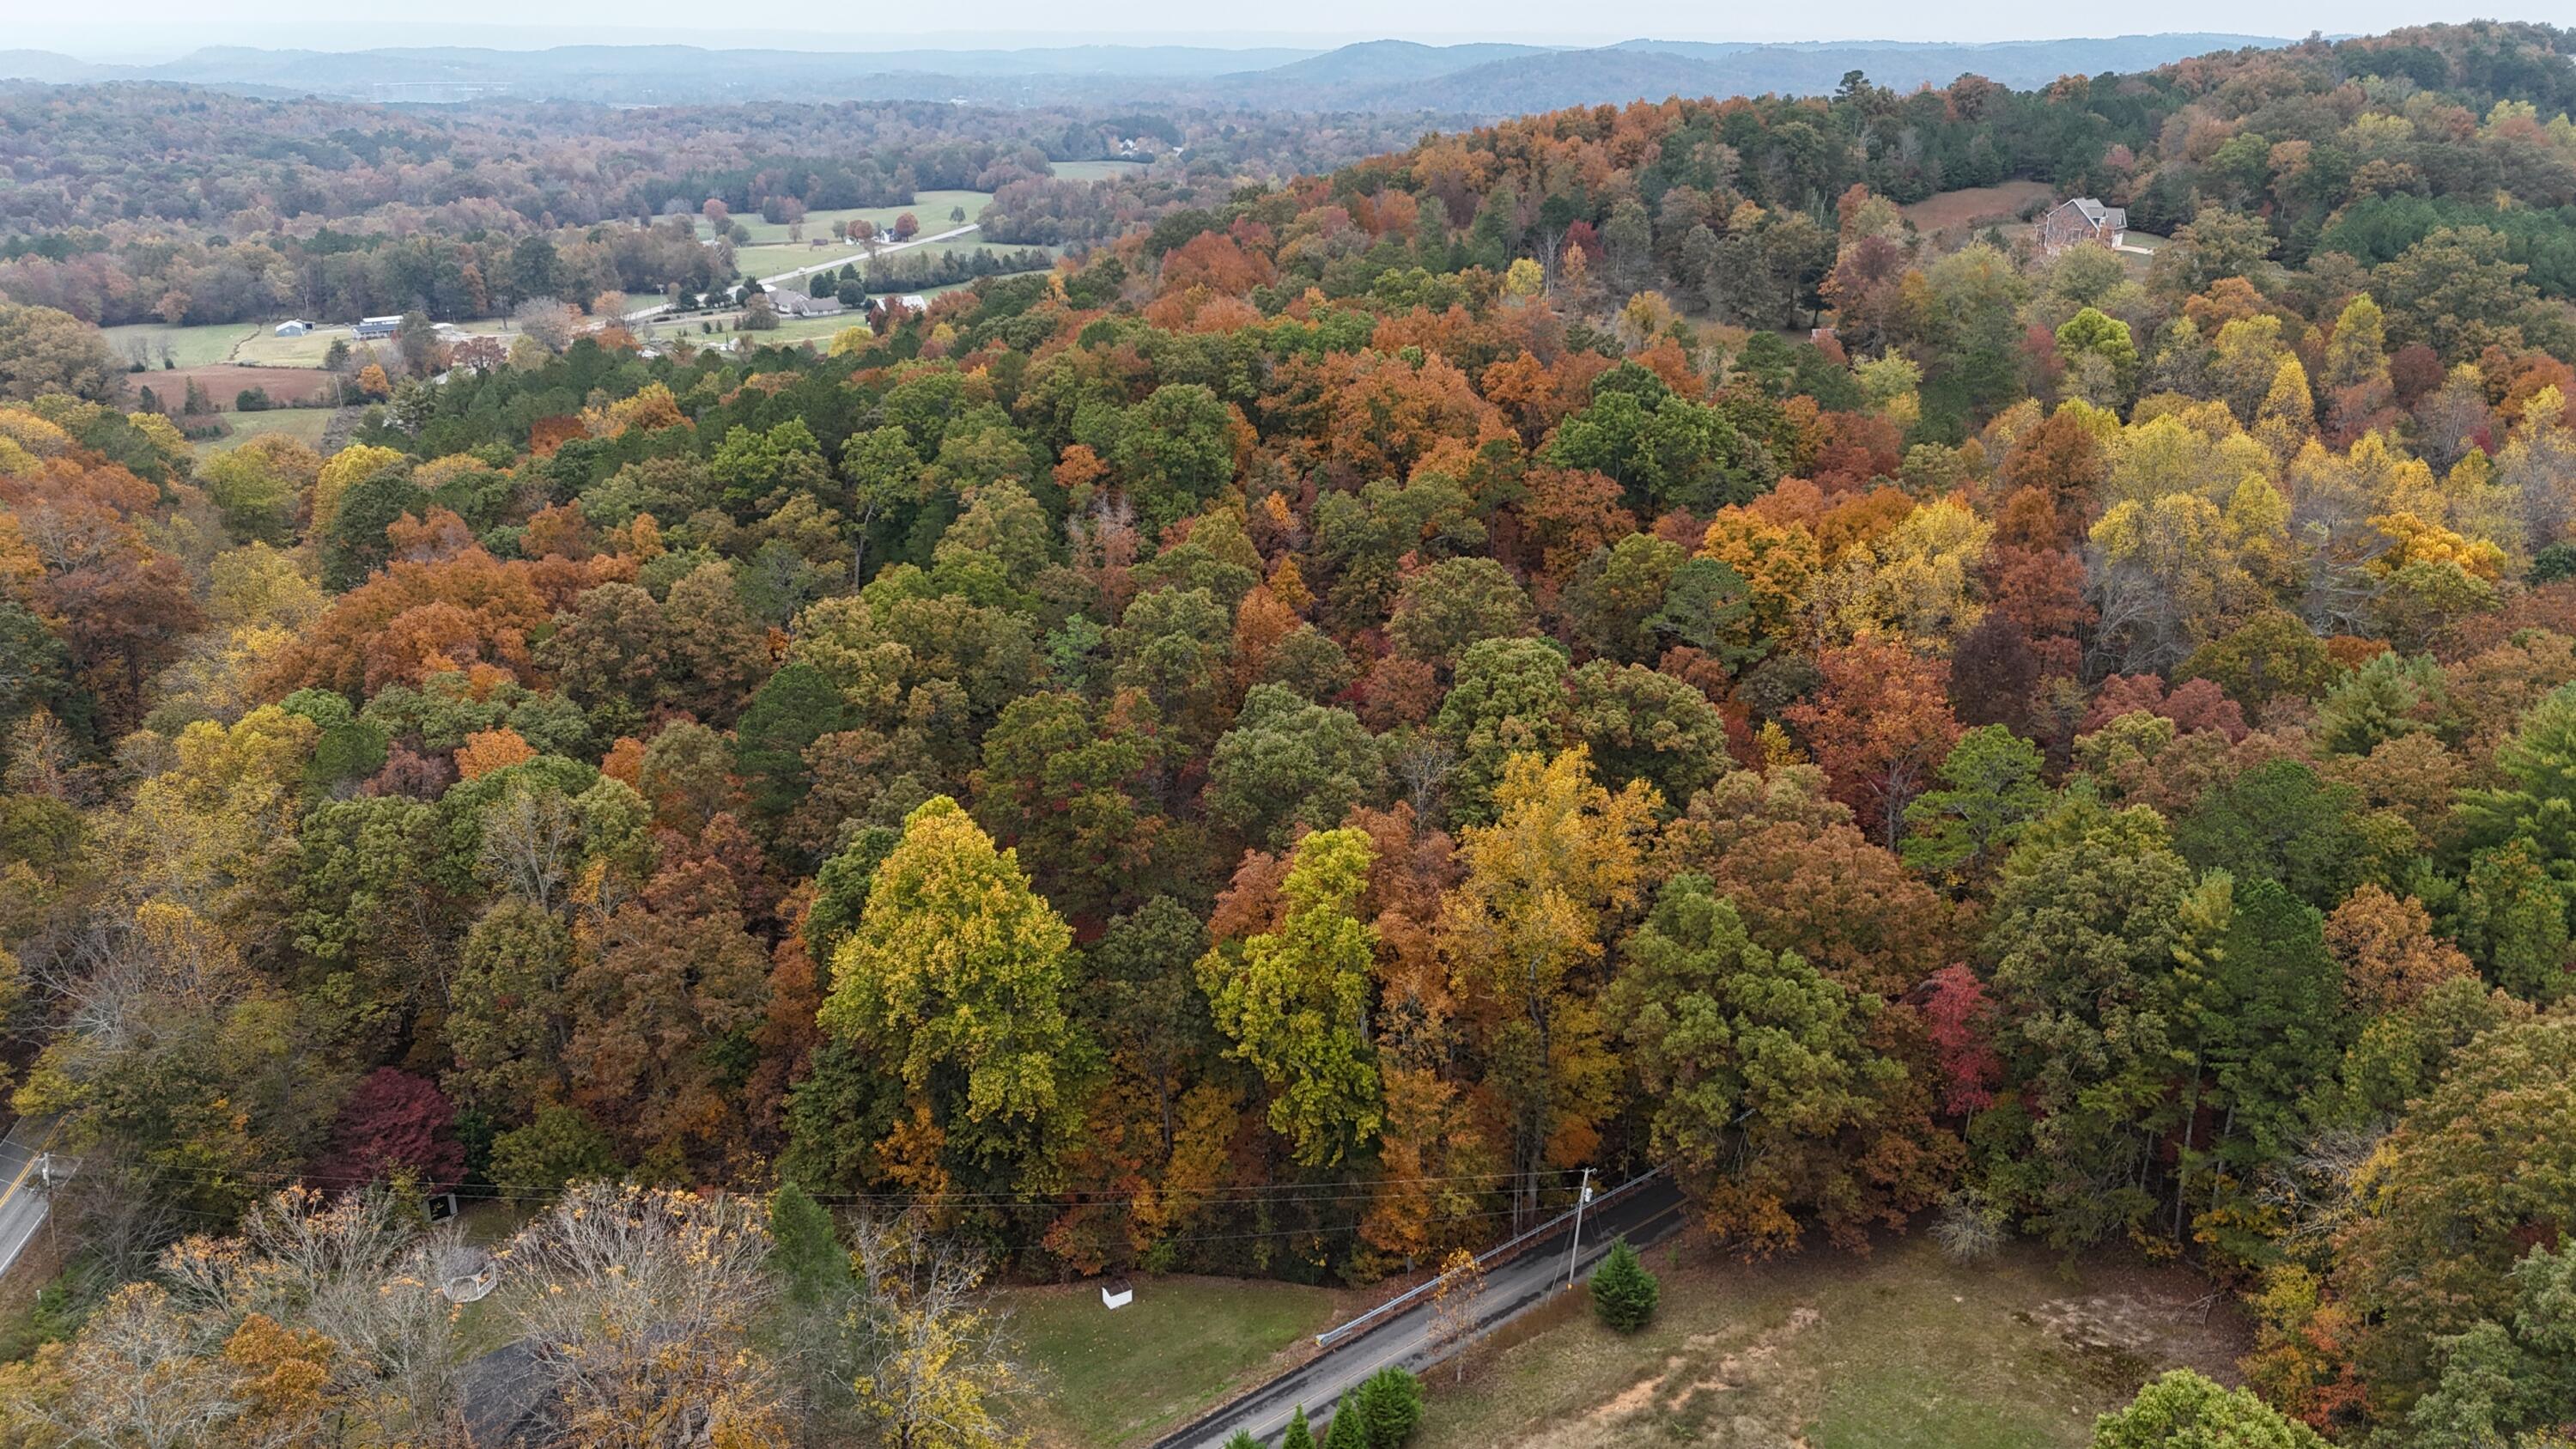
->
[2040, 197, 2128, 253]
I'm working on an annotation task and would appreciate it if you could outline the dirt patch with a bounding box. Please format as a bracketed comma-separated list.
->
[1520, 1305, 1825, 1449]
[1900, 181, 2057, 242]
[2022, 1277, 2243, 1388]
[125, 363, 338, 410]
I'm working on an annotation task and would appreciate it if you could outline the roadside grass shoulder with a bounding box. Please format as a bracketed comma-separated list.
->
[1005, 1275, 1358, 1447]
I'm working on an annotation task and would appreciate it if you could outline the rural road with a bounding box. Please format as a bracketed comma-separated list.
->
[755, 222, 983, 284]
[629, 221, 986, 321]
[0, 1117, 60, 1280]
[1161, 1177, 1690, 1448]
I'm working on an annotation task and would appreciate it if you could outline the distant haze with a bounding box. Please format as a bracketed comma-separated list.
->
[13, 1, 2569, 62]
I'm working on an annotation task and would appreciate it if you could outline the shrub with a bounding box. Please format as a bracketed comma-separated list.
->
[1589, 1238, 1659, 1331]
[1932, 1186, 2007, 1264]
[235, 387, 271, 411]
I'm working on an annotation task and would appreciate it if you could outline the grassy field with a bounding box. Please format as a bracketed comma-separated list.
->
[100, 320, 258, 369]
[1899, 181, 2057, 240]
[1050, 159, 1153, 182]
[195, 407, 337, 454]
[1005, 1275, 1355, 1447]
[234, 327, 361, 368]
[708, 190, 991, 247]
[737, 237, 1054, 283]
[1417, 1234, 2247, 1449]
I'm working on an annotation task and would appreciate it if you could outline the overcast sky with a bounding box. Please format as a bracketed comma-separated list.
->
[14, 0, 2571, 60]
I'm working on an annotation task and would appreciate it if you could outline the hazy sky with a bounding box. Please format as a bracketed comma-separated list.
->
[14, 0, 2568, 59]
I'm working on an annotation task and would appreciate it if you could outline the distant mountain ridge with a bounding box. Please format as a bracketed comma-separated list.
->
[1363, 33, 2289, 112]
[0, 33, 2293, 111]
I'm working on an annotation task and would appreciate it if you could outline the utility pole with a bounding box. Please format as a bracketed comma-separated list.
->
[1564, 1168, 1595, 1288]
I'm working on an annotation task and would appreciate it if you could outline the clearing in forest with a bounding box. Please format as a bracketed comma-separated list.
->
[1418, 1233, 2248, 1449]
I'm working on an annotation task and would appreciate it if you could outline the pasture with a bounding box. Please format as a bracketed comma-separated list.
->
[195, 406, 337, 455]
[1050, 159, 1153, 182]
[100, 320, 256, 370]
[708, 189, 992, 247]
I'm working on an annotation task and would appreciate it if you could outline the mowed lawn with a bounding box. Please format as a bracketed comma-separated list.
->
[1005, 1275, 1352, 1447]
[1418, 1233, 2248, 1449]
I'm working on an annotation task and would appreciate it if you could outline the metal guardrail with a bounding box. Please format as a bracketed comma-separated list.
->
[1311, 1163, 1668, 1349]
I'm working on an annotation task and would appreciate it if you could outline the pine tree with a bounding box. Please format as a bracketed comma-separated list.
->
[1589, 1238, 1659, 1331]
[1322, 1402, 1367, 1449]
[1353, 1365, 1425, 1447]
[1280, 1405, 1318, 1449]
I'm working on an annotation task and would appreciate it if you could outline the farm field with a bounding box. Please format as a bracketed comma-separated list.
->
[1416, 1234, 2248, 1449]
[1005, 1275, 1357, 1448]
[100, 317, 415, 372]
[131, 363, 340, 411]
[1050, 159, 1154, 181]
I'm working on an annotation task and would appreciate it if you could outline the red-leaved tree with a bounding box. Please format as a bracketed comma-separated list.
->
[325, 1068, 465, 1190]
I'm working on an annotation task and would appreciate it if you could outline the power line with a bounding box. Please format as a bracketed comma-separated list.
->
[86, 1150, 1588, 1208]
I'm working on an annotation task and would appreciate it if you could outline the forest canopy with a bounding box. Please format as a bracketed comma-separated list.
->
[3, 17, 2576, 1447]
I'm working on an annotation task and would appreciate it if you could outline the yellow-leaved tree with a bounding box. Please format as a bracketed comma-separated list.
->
[1443, 748, 1656, 1226]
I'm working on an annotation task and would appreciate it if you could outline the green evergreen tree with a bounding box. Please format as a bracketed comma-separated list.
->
[1322, 1401, 1367, 1449]
[1352, 1365, 1425, 1447]
[764, 1183, 847, 1306]
[1589, 1238, 1659, 1331]
[1280, 1405, 1318, 1449]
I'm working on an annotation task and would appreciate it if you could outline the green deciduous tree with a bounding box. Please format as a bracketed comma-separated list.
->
[1900, 724, 2050, 882]
[1199, 827, 1382, 1167]
[1982, 794, 2193, 1248]
[820, 797, 1086, 1184]
[2091, 1369, 2326, 1449]
[1609, 874, 1944, 1252]
[1206, 685, 1387, 850]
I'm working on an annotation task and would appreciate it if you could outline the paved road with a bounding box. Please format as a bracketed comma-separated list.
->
[1160, 1177, 1689, 1448]
[0, 1118, 59, 1279]
[626, 222, 985, 322]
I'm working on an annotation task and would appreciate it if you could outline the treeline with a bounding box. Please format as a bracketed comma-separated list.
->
[0, 216, 726, 327]
[4, 20, 2576, 1447]
[863, 245, 1058, 291]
